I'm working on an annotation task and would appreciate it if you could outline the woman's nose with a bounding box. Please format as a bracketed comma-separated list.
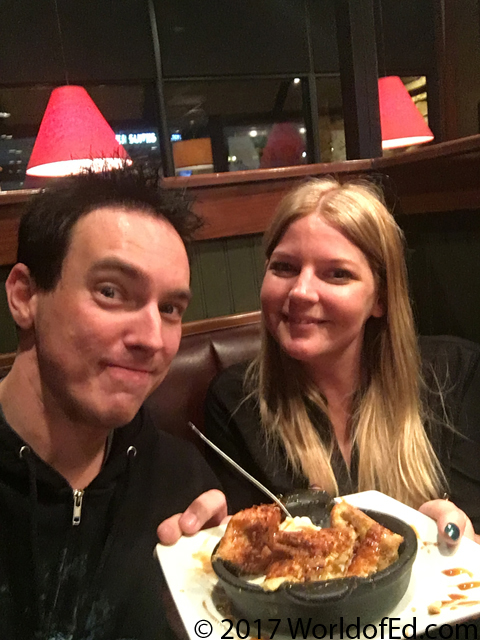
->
[288, 270, 319, 303]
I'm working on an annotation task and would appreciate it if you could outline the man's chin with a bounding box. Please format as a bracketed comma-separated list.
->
[84, 396, 145, 431]
[101, 403, 144, 429]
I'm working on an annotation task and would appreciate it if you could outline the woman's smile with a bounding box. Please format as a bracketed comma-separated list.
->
[261, 212, 383, 370]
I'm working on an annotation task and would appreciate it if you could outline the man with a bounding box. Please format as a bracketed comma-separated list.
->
[0, 168, 226, 639]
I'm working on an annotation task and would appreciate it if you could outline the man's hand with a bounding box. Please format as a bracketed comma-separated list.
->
[419, 499, 480, 546]
[157, 489, 228, 545]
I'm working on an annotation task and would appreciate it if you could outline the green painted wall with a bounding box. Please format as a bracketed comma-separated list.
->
[399, 209, 480, 344]
[0, 266, 17, 354]
[3, 209, 480, 356]
[184, 233, 264, 322]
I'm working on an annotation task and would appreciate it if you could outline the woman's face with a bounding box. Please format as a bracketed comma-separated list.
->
[261, 213, 383, 371]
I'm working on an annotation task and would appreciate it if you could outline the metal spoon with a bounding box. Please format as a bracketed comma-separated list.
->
[189, 421, 292, 518]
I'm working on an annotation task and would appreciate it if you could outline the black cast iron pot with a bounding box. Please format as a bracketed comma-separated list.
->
[212, 491, 417, 632]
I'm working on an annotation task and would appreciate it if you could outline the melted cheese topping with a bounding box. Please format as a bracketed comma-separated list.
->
[278, 516, 322, 532]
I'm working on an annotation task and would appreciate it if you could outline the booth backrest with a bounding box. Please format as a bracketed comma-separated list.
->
[144, 312, 261, 443]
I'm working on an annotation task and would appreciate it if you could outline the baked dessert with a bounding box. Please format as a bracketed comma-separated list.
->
[214, 500, 404, 588]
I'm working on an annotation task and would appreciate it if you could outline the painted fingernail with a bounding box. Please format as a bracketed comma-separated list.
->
[444, 522, 460, 541]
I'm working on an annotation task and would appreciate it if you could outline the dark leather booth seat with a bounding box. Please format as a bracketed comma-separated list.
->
[144, 311, 261, 444]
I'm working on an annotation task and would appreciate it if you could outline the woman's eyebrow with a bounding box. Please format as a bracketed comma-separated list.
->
[270, 250, 294, 259]
[270, 252, 357, 266]
[324, 258, 357, 267]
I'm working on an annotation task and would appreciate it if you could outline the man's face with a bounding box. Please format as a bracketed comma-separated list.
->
[31, 206, 191, 430]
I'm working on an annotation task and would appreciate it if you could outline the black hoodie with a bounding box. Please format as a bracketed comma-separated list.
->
[0, 404, 219, 639]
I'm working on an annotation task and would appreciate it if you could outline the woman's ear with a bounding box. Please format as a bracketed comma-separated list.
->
[5, 263, 38, 330]
[371, 296, 385, 319]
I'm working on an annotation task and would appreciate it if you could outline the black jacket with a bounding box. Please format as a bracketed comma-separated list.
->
[205, 335, 480, 531]
[0, 404, 219, 640]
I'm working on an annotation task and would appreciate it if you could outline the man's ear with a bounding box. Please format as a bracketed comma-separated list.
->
[5, 263, 38, 330]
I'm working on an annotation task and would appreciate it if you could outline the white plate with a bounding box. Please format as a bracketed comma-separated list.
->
[156, 490, 480, 640]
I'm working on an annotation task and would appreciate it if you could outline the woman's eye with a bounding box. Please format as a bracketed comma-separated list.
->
[329, 268, 353, 282]
[269, 261, 296, 275]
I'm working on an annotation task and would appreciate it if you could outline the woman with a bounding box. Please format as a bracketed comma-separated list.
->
[205, 178, 480, 544]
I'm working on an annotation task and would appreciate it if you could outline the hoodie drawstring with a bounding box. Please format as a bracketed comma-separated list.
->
[19, 445, 42, 630]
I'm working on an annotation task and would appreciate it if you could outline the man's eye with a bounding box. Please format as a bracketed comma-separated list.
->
[160, 302, 184, 317]
[99, 285, 121, 300]
[161, 303, 175, 314]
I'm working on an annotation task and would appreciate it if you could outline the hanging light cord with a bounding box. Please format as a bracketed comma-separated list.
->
[376, 0, 387, 80]
[53, 0, 70, 85]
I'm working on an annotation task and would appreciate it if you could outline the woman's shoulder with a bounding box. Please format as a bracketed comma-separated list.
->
[420, 335, 480, 440]
[210, 360, 251, 387]
[206, 360, 253, 404]
[419, 335, 480, 378]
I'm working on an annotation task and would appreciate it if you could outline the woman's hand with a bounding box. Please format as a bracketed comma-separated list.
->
[419, 499, 480, 546]
[157, 489, 228, 545]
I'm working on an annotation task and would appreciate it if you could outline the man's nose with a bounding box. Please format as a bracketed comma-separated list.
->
[125, 304, 164, 353]
[289, 269, 319, 303]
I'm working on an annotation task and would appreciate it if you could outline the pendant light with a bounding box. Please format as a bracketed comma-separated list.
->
[26, 0, 130, 177]
[26, 86, 130, 177]
[378, 76, 434, 150]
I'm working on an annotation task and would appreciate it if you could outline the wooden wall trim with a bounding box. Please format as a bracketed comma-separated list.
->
[0, 217, 20, 266]
[160, 159, 373, 189]
[398, 190, 480, 215]
[372, 134, 480, 169]
[373, 135, 480, 215]
[182, 310, 261, 336]
[0, 189, 39, 266]
[0, 161, 374, 266]
[2, 136, 480, 265]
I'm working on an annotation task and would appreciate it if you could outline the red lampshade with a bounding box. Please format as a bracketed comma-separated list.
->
[378, 76, 434, 150]
[26, 86, 131, 177]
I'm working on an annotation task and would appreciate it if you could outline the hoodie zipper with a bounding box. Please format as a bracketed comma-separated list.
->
[72, 489, 84, 526]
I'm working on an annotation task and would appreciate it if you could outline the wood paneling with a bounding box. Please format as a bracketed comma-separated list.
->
[162, 160, 373, 241]
[2, 138, 480, 267]
[183, 234, 262, 321]
[373, 136, 480, 214]
[0, 189, 35, 266]
[182, 310, 261, 336]
[0, 217, 20, 266]
[0, 161, 372, 266]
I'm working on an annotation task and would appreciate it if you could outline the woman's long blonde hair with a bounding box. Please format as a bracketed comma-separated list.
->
[247, 177, 445, 508]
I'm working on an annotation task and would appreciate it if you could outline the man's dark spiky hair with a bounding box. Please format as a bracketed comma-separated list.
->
[17, 164, 203, 290]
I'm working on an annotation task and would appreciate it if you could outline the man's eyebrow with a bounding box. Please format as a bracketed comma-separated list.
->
[90, 257, 148, 279]
[89, 257, 192, 300]
[169, 288, 192, 303]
